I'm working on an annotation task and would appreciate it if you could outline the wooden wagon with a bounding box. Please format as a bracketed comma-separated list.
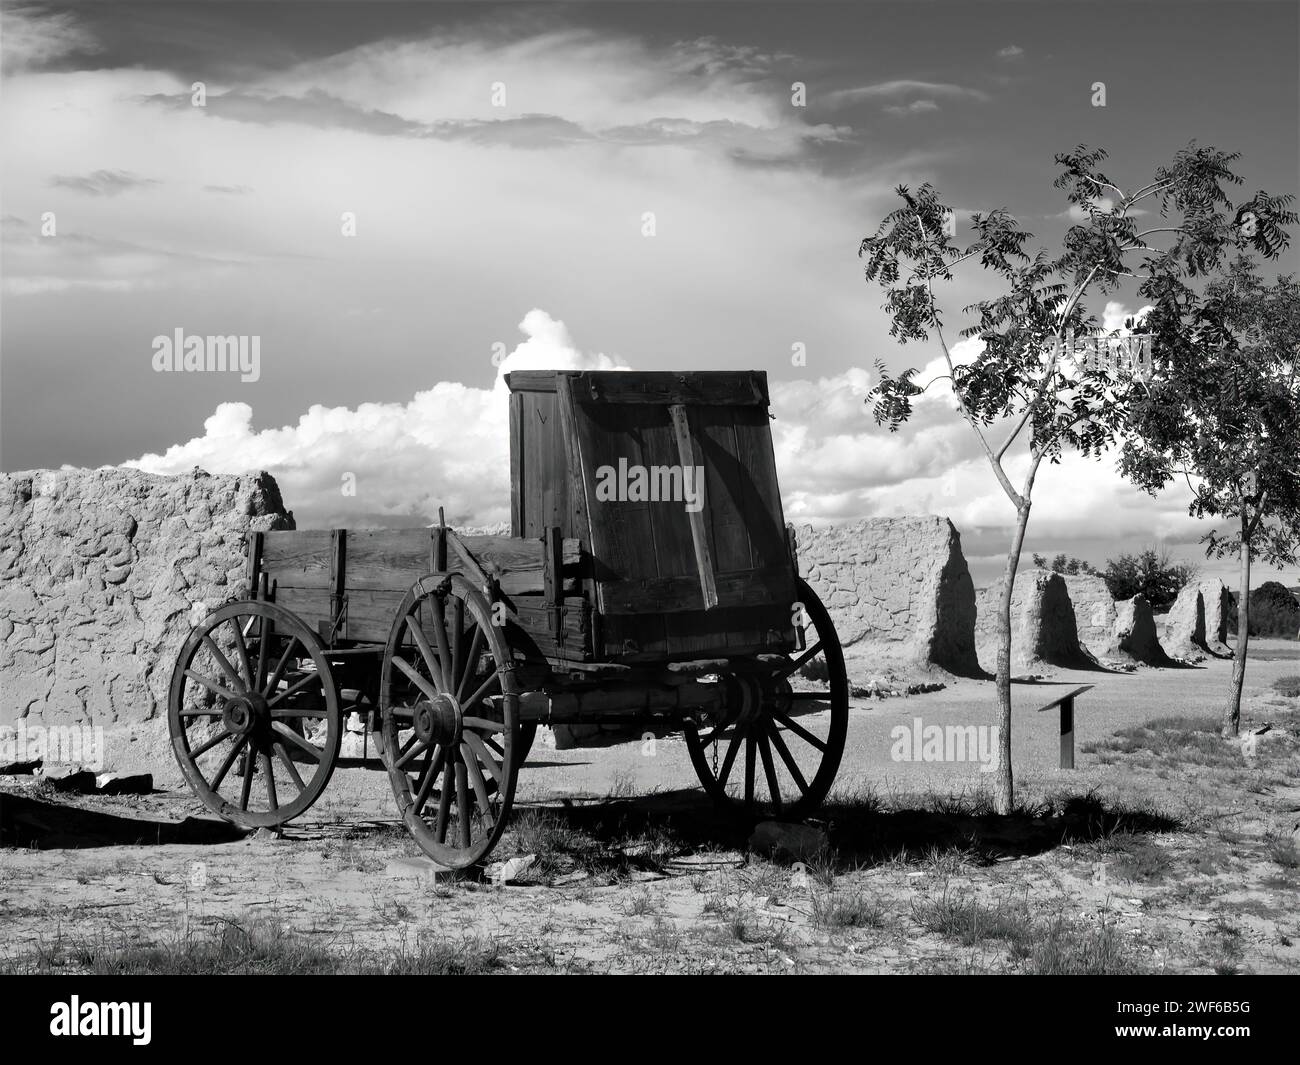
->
[168, 370, 849, 867]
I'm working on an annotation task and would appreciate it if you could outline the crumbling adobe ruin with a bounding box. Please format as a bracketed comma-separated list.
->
[1162, 577, 1235, 658]
[0, 467, 293, 727]
[1063, 573, 1171, 665]
[794, 516, 982, 677]
[976, 568, 1092, 673]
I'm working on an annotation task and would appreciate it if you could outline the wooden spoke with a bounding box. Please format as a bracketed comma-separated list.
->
[744, 732, 756, 807]
[463, 730, 503, 785]
[229, 619, 255, 693]
[412, 746, 445, 814]
[272, 722, 322, 763]
[456, 626, 485, 702]
[450, 598, 464, 694]
[430, 598, 454, 691]
[260, 751, 279, 812]
[392, 654, 439, 703]
[395, 737, 428, 771]
[434, 760, 454, 844]
[463, 669, 502, 711]
[239, 750, 255, 810]
[716, 727, 743, 790]
[780, 640, 823, 679]
[404, 616, 447, 693]
[758, 733, 782, 812]
[210, 734, 248, 791]
[267, 671, 321, 708]
[274, 741, 306, 792]
[767, 724, 810, 795]
[263, 637, 300, 698]
[255, 615, 272, 691]
[189, 727, 233, 760]
[463, 744, 494, 823]
[455, 760, 472, 848]
[201, 635, 247, 693]
[461, 715, 504, 733]
[182, 669, 239, 703]
[772, 709, 828, 751]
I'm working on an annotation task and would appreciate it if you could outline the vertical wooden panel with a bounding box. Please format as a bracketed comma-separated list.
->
[695, 405, 754, 575]
[509, 392, 523, 537]
[732, 404, 788, 568]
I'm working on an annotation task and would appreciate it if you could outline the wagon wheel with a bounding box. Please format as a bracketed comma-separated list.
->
[168, 600, 342, 828]
[684, 578, 848, 821]
[380, 573, 523, 869]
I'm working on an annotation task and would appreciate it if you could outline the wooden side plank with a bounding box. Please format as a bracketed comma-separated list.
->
[598, 565, 794, 614]
[259, 530, 334, 589]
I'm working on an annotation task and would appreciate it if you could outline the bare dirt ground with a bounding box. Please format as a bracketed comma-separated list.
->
[2, 640, 1298, 974]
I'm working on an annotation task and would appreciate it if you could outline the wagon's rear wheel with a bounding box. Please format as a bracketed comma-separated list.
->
[168, 600, 342, 828]
[684, 578, 848, 822]
[380, 574, 522, 869]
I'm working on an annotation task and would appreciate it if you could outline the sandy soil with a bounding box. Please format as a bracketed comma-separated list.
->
[2, 640, 1298, 974]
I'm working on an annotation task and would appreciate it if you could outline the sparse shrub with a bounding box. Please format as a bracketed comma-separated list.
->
[1272, 675, 1300, 698]
[812, 887, 885, 930]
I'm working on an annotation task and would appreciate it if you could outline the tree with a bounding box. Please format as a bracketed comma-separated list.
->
[861, 143, 1291, 809]
[1102, 545, 1198, 611]
[1121, 254, 1300, 735]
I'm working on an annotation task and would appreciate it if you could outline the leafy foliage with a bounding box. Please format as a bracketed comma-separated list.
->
[1031, 553, 1100, 577]
[1101, 546, 1198, 611]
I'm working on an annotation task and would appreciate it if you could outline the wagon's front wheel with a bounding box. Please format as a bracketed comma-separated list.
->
[380, 574, 522, 869]
[168, 600, 343, 828]
[684, 578, 848, 822]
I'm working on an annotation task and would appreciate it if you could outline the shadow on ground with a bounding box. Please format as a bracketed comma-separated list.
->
[0, 792, 247, 849]
[507, 788, 1181, 873]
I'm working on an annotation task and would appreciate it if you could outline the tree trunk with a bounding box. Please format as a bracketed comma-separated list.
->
[994, 503, 1033, 813]
[1222, 513, 1252, 737]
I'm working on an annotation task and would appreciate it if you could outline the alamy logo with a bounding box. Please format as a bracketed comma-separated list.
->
[0, 724, 103, 770]
[151, 328, 261, 382]
[50, 997, 151, 1045]
[594, 458, 704, 513]
[890, 717, 1001, 772]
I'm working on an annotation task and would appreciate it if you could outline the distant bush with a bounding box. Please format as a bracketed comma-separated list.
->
[1031, 553, 1100, 576]
[1102, 546, 1198, 612]
[1230, 582, 1300, 637]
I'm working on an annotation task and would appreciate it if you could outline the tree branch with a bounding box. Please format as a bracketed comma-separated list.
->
[914, 212, 1025, 508]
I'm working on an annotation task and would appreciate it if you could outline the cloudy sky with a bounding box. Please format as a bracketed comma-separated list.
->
[2, 0, 1297, 585]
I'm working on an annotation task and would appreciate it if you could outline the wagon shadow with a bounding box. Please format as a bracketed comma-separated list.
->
[511, 789, 1180, 875]
[0, 792, 247, 850]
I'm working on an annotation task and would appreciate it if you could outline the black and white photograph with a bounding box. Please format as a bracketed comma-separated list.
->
[1, 0, 1298, 1007]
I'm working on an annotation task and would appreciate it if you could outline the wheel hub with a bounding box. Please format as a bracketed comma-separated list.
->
[222, 692, 270, 736]
[413, 693, 462, 747]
